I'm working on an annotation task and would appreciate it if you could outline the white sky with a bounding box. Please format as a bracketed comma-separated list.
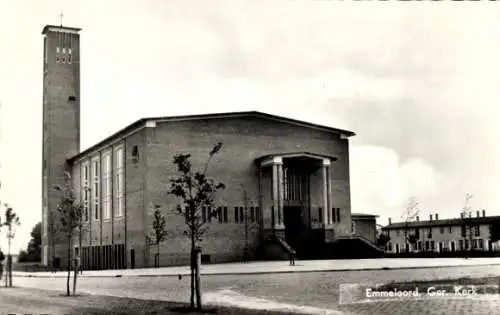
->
[0, 0, 499, 253]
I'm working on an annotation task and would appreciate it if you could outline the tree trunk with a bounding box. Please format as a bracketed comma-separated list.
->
[190, 246, 195, 309]
[66, 239, 71, 296]
[195, 248, 202, 309]
[73, 260, 78, 295]
[8, 230, 12, 287]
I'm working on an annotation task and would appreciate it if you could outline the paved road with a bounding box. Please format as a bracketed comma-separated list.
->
[13, 264, 500, 314]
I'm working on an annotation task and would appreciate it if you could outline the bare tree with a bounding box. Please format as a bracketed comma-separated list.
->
[54, 171, 84, 296]
[401, 197, 420, 253]
[146, 204, 168, 268]
[168, 142, 225, 310]
[2, 204, 20, 287]
[461, 193, 474, 254]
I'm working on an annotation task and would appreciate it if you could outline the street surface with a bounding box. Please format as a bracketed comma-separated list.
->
[12, 264, 500, 314]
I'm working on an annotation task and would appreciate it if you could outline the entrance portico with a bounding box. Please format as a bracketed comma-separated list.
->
[256, 152, 338, 249]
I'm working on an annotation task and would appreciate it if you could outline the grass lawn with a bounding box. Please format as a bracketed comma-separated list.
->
[0, 286, 288, 315]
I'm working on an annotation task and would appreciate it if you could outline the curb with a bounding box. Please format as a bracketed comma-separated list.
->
[13, 262, 500, 279]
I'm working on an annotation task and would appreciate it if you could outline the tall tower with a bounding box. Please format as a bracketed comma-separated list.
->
[41, 25, 81, 266]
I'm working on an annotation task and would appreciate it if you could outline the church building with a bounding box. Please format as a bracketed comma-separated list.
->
[41, 25, 381, 270]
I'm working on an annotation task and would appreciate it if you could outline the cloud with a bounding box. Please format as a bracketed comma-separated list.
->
[350, 145, 443, 220]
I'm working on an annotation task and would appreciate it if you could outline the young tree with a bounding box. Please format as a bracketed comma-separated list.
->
[401, 197, 419, 252]
[461, 193, 475, 254]
[168, 142, 225, 310]
[2, 204, 20, 287]
[240, 184, 260, 262]
[54, 171, 83, 296]
[146, 204, 168, 268]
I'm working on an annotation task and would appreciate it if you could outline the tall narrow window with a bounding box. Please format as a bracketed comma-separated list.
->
[81, 162, 90, 222]
[114, 147, 125, 217]
[223, 207, 228, 223]
[102, 152, 112, 219]
[240, 207, 245, 223]
[68, 48, 72, 64]
[92, 158, 100, 220]
[336, 208, 341, 222]
[234, 207, 239, 223]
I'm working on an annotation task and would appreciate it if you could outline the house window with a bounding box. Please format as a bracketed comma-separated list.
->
[240, 207, 245, 223]
[428, 228, 432, 238]
[396, 230, 400, 236]
[102, 152, 112, 219]
[114, 147, 124, 217]
[336, 208, 341, 222]
[81, 162, 90, 222]
[351, 221, 356, 235]
[92, 159, 100, 221]
[332, 208, 336, 223]
[440, 226, 444, 234]
[449, 226, 452, 233]
[474, 225, 480, 237]
[478, 239, 484, 250]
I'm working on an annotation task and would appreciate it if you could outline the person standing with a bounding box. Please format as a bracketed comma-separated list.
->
[0, 248, 5, 280]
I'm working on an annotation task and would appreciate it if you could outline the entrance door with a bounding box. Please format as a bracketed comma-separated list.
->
[284, 206, 303, 248]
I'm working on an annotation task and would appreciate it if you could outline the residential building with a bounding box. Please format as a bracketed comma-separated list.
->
[382, 211, 499, 254]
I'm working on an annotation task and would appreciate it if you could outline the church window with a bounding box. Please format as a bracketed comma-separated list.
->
[202, 207, 207, 223]
[223, 207, 228, 223]
[114, 146, 125, 217]
[240, 207, 245, 223]
[81, 161, 90, 222]
[217, 207, 222, 223]
[102, 152, 112, 219]
[92, 158, 100, 221]
[234, 207, 239, 223]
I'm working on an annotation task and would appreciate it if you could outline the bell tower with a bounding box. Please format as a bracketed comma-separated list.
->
[41, 25, 81, 266]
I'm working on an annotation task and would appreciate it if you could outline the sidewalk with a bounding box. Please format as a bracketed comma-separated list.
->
[13, 257, 500, 278]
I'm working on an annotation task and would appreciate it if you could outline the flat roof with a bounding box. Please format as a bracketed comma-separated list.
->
[68, 110, 356, 163]
[42, 25, 81, 35]
[383, 215, 500, 229]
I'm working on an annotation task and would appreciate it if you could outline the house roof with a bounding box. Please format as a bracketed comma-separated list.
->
[352, 213, 379, 219]
[68, 111, 356, 163]
[382, 216, 500, 229]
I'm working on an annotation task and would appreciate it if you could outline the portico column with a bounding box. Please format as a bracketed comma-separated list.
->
[271, 157, 284, 231]
[322, 159, 331, 227]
